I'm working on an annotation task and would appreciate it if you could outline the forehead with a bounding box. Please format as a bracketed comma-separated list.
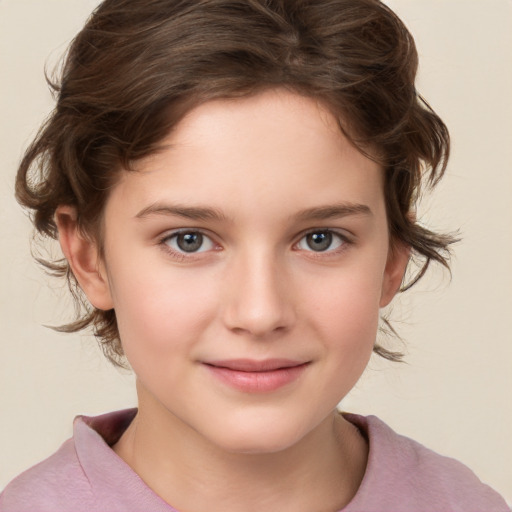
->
[109, 89, 385, 224]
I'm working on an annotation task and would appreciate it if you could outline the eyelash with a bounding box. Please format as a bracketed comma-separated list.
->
[157, 228, 353, 261]
[158, 229, 219, 261]
[294, 228, 353, 257]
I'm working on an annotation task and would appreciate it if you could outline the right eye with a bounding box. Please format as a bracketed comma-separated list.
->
[162, 231, 216, 254]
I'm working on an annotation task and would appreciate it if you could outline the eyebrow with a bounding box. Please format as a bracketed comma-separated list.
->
[135, 203, 228, 222]
[135, 202, 371, 223]
[293, 203, 372, 222]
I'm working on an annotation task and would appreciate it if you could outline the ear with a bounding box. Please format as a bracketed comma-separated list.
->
[379, 241, 410, 308]
[55, 205, 114, 310]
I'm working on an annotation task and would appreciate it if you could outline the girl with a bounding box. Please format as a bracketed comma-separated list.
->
[1, 0, 509, 510]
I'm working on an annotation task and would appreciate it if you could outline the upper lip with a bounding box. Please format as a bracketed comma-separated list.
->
[204, 359, 308, 372]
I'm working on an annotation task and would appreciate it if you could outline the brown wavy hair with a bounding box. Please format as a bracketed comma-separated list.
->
[16, 0, 455, 367]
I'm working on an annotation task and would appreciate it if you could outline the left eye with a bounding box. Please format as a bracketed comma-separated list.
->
[164, 231, 215, 253]
[296, 231, 346, 252]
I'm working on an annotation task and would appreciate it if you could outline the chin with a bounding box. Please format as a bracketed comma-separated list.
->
[220, 432, 303, 455]
[205, 412, 317, 455]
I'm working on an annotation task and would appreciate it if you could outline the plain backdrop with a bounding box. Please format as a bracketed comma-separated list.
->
[1, 0, 511, 502]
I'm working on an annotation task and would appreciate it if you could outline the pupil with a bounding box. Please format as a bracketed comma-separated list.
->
[307, 232, 332, 252]
[177, 232, 203, 252]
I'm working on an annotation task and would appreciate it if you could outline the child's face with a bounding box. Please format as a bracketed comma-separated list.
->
[77, 89, 407, 453]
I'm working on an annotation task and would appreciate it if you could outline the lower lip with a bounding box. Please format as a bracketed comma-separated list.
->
[204, 363, 309, 393]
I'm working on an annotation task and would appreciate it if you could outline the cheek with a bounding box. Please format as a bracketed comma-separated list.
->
[294, 270, 381, 410]
[319, 287, 380, 354]
[107, 261, 219, 365]
[305, 265, 383, 359]
[309, 260, 383, 321]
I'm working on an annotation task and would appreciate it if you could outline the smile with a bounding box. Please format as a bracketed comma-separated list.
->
[202, 359, 310, 393]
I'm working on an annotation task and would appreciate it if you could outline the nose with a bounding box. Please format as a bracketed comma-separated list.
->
[222, 249, 296, 338]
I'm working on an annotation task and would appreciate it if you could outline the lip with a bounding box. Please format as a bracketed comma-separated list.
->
[203, 359, 309, 393]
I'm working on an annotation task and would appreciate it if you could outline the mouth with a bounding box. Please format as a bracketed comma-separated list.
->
[202, 359, 310, 393]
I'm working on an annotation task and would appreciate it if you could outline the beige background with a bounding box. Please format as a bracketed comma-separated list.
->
[1, 0, 511, 502]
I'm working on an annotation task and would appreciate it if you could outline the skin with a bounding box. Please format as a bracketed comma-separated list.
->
[57, 89, 409, 512]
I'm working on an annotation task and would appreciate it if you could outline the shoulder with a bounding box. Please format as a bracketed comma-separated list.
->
[0, 410, 135, 512]
[0, 409, 171, 512]
[0, 437, 96, 512]
[344, 413, 510, 512]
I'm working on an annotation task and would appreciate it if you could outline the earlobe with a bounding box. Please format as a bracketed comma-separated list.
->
[55, 206, 113, 311]
[379, 242, 410, 308]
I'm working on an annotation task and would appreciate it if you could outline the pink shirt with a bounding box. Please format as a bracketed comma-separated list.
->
[1, 409, 509, 511]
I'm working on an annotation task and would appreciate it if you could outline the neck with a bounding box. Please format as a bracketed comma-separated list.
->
[114, 386, 367, 512]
